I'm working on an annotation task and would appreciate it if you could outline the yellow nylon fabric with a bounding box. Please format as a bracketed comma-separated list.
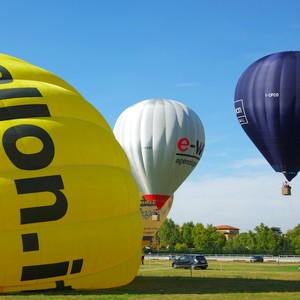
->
[0, 54, 142, 292]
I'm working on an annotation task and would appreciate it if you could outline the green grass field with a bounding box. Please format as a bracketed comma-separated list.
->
[1, 260, 300, 299]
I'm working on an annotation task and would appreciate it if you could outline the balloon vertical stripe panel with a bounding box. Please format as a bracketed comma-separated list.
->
[0, 54, 142, 292]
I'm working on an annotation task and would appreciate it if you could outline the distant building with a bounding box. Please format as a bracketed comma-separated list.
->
[215, 225, 240, 240]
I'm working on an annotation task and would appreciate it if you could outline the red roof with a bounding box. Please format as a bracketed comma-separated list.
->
[215, 225, 239, 230]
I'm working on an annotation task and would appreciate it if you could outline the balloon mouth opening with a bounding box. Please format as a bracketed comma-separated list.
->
[143, 194, 170, 210]
[281, 170, 298, 182]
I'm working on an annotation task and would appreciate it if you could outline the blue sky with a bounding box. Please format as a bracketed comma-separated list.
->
[2, 0, 300, 232]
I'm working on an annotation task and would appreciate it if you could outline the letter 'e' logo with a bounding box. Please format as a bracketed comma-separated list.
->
[177, 138, 190, 152]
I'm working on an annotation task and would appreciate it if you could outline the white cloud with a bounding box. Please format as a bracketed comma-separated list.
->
[231, 157, 268, 169]
[168, 173, 300, 233]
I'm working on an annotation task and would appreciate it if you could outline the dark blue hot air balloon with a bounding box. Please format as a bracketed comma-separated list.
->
[234, 51, 300, 183]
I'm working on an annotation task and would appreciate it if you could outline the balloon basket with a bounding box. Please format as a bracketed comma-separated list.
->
[282, 186, 291, 196]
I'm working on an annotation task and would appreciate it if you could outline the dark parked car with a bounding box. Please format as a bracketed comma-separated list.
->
[172, 254, 208, 270]
[250, 255, 264, 262]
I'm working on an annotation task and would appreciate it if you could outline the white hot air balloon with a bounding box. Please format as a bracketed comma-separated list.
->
[114, 99, 205, 209]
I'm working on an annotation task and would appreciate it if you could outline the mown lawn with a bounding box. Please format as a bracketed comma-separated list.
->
[1, 260, 300, 299]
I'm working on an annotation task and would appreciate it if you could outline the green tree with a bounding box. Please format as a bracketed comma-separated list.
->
[191, 223, 206, 252]
[181, 221, 195, 248]
[271, 227, 282, 235]
[158, 218, 180, 250]
[223, 232, 249, 254]
[192, 223, 226, 253]
[174, 242, 188, 252]
[245, 230, 257, 253]
[286, 224, 300, 254]
[253, 223, 287, 255]
[156, 219, 298, 255]
[254, 223, 270, 253]
[243, 223, 290, 255]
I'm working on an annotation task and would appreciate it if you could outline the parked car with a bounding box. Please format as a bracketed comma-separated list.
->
[250, 255, 264, 262]
[172, 254, 208, 270]
[168, 255, 176, 260]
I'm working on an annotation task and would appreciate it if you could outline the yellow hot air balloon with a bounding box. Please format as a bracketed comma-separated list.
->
[0, 54, 142, 292]
[140, 194, 173, 248]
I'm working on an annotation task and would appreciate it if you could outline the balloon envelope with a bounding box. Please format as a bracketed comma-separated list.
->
[0, 54, 142, 292]
[234, 51, 300, 181]
[114, 99, 205, 209]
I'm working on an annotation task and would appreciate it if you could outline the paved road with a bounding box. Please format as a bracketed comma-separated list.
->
[145, 254, 300, 263]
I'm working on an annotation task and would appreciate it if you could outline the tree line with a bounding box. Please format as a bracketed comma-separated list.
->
[150, 219, 300, 255]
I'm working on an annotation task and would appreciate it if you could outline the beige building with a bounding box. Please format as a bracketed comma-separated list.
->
[215, 225, 240, 240]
